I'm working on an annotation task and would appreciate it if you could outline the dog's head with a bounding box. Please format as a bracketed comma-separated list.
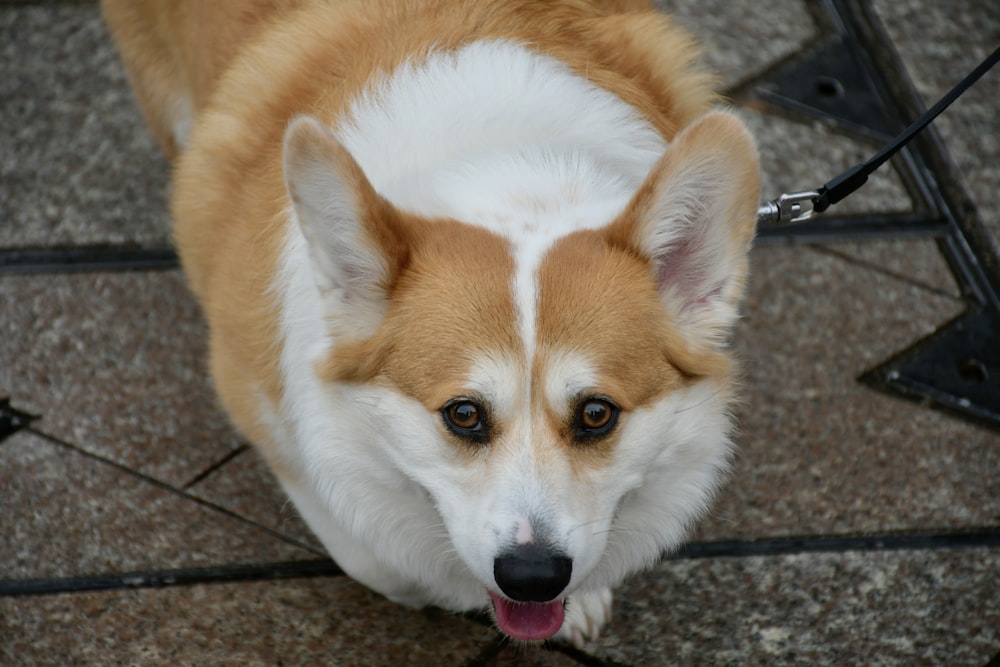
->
[283, 111, 759, 639]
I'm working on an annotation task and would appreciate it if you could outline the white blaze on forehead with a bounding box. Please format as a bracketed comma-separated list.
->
[542, 349, 600, 415]
[465, 352, 525, 421]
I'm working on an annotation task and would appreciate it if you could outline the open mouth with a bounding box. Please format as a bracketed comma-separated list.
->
[487, 590, 565, 641]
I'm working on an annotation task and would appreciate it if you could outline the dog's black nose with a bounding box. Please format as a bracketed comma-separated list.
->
[493, 543, 572, 602]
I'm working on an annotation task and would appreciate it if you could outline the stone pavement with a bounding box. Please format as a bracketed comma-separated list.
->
[2, 1, 998, 665]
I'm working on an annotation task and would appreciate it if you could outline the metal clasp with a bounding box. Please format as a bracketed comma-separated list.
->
[756, 190, 821, 226]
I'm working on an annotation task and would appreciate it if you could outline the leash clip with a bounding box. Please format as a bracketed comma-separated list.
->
[756, 190, 821, 226]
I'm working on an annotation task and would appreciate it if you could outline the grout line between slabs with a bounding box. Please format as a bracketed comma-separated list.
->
[0, 559, 343, 598]
[0, 1, 101, 9]
[182, 444, 250, 490]
[0, 246, 179, 275]
[671, 528, 1000, 559]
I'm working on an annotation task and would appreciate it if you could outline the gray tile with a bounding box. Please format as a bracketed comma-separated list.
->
[0, 577, 496, 667]
[0, 4, 170, 247]
[0, 271, 242, 487]
[588, 548, 999, 666]
[658, 0, 818, 89]
[0, 432, 312, 581]
[187, 448, 326, 553]
[872, 0, 1000, 263]
[693, 245, 998, 541]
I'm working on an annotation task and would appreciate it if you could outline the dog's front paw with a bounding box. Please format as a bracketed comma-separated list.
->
[556, 588, 613, 648]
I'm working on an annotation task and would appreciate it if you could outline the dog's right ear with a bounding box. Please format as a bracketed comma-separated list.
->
[607, 111, 759, 351]
[283, 116, 408, 333]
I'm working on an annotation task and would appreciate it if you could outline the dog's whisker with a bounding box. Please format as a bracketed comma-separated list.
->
[568, 517, 616, 535]
[673, 389, 723, 414]
[590, 527, 650, 537]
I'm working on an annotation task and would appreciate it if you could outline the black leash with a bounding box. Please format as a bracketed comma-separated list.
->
[757, 44, 1000, 226]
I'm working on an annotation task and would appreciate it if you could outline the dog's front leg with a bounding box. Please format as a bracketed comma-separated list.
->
[556, 588, 614, 648]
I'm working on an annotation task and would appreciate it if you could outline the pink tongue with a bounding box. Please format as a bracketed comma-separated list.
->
[488, 591, 565, 641]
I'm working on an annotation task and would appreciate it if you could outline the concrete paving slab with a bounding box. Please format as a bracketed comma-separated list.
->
[0, 4, 171, 248]
[0, 270, 243, 488]
[0, 431, 311, 581]
[0, 576, 496, 667]
[586, 547, 999, 666]
[815, 239, 962, 300]
[695, 244, 998, 541]
[186, 447, 326, 554]
[659, 0, 818, 89]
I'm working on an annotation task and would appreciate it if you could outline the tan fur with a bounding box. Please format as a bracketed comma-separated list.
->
[101, 0, 302, 157]
[534, 231, 729, 471]
[320, 217, 520, 412]
[101, 0, 719, 460]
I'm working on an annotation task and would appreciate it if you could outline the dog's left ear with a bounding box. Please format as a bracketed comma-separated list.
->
[609, 111, 760, 348]
[283, 116, 409, 336]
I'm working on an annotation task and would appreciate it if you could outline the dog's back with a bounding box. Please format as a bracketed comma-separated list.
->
[101, 0, 301, 156]
[102, 0, 716, 158]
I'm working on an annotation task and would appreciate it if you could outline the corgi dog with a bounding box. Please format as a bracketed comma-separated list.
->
[102, 0, 759, 645]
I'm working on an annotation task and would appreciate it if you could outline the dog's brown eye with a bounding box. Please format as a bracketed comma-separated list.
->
[574, 398, 619, 441]
[581, 400, 611, 429]
[448, 402, 480, 429]
[442, 400, 489, 443]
